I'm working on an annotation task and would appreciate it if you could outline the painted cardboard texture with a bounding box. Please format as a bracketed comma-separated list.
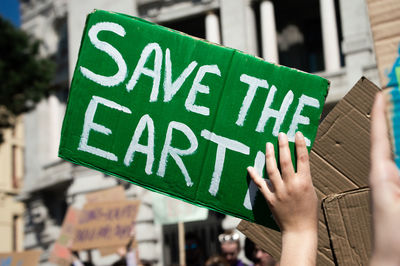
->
[58, 10, 329, 228]
[367, 0, 400, 87]
[238, 77, 379, 265]
[0, 250, 41, 266]
[323, 188, 372, 266]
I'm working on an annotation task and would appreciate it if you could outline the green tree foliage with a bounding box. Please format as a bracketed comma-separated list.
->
[0, 16, 54, 142]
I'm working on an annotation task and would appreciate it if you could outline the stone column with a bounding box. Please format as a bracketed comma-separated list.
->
[244, 1, 259, 56]
[339, 0, 376, 87]
[47, 94, 61, 161]
[205, 11, 221, 44]
[320, 0, 341, 72]
[260, 0, 279, 63]
[220, 0, 257, 55]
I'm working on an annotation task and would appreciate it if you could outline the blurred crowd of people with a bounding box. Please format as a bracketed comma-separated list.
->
[70, 228, 276, 266]
[186, 229, 276, 266]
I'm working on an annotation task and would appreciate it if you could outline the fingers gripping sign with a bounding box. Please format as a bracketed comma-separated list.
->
[247, 132, 318, 266]
[247, 132, 317, 233]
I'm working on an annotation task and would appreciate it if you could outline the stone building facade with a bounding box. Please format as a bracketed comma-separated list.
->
[19, 0, 379, 265]
[0, 120, 25, 253]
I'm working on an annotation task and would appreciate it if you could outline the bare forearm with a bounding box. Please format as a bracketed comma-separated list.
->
[280, 230, 318, 266]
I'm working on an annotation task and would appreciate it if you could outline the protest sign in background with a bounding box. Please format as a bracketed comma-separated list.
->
[59, 10, 329, 228]
[85, 186, 126, 203]
[85, 186, 135, 257]
[71, 200, 140, 250]
[0, 250, 41, 266]
[49, 207, 80, 265]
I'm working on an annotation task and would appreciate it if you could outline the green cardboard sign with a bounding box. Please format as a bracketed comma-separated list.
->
[59, 10, 329, 228]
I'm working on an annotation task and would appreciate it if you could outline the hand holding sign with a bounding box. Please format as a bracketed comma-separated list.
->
[247, 132, 318, 266]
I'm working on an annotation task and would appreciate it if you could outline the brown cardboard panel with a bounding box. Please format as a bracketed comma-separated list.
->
[323, 188, 371, 266]
[317, 221, 336, 265]
[375, 37, 400, 57]
[310, 152, 358, 196]
[313, 103, 370, 187]
[371, 20, 400, 42]
[97, 245, 121, 257]
[375, 36, 400, 76]
[238, 77, 380, 265]
[338, 77, 378, 117]
[367, 0, 400, 86]
[367, 0, 400, 25]
[0, 250, 42, 266]
[85, 186, 126, 203]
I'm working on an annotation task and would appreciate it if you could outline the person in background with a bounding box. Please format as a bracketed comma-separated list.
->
[205, 255, 230, 266]
[219, 230, 248, 266]
[252, 245, 276, 266]
[247, 132, 318, 266]
[369, 92, 400, 266]
[244, 237, 276, 266]
[185, 232, 205, 266]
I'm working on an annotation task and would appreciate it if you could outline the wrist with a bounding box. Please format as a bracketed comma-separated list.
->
[280, 230, 318, 266]
[281, 222, 318, 237]
[282, 229, 317, 245]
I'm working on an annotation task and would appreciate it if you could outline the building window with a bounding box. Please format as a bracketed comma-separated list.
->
[334, 0, 345, 67]
[43, 188, 68, 226]
[12, 215, 18, 251]
[258, 0, 344, 73]
[162, 15, 206, 39]
[12, 145, 19, 189]
[271, 0, 324, 73]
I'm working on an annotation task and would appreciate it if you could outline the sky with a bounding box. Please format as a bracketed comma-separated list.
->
[0, 0, 21, 27]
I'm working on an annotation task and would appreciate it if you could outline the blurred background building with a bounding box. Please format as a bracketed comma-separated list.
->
[0, 119, 24, 253]
[5, 0, 380, 265]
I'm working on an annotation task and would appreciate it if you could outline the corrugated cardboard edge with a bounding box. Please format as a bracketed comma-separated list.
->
[322, 188, 371, 266]
[238, 77, 380, 265]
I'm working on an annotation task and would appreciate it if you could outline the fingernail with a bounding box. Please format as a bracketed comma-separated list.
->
[278, 132, 286, 142]
[247, 166, 253, 172]
[266, 142, 273, 153]
[296, 131, 304, 140]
